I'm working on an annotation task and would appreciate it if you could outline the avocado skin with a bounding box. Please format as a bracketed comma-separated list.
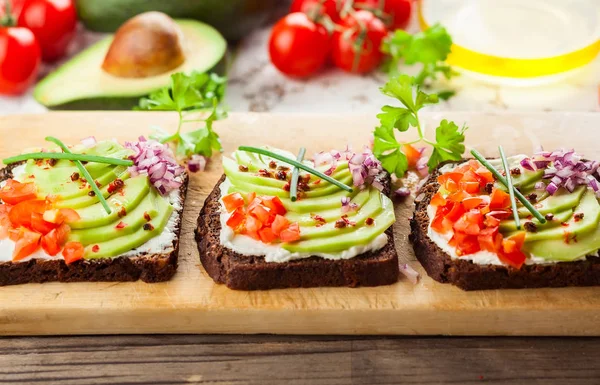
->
[75, 0, 280, 41]
[43, 56, 228, 111]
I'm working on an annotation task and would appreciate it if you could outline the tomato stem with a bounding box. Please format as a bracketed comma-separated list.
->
[0, 0, 16, 27]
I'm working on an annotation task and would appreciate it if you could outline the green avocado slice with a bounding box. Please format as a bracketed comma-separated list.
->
[500, 209, 572, 233]
[285, 189, 371, 225]
[83, 193, 174, 259]
[518, 186, 586, 217]
[69, 188, 159, 245]
[524, 220, 600, 262]
[518, 190, 600, 242]
[33, 20, 226, 110]
[299, 188, 383, 239]
[54, 169, 130, 208]
[69, 175, 151, 229]
[283, 195, 395, 253]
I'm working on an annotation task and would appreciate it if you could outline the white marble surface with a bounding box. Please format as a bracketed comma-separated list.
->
[2, 15, 600, 115]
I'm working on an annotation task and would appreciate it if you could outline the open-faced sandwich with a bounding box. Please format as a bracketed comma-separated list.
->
[195, 145, 399, 290]
[411, 148, 600, 290]
[0, 136, 188, 285]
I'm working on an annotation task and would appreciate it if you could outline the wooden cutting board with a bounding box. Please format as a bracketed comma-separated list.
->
[1, 111, 600, 336]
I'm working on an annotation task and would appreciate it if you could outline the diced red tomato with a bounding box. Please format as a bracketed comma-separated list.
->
[459, 181, 480, 194]
[62, 241, 84, 264]
[246, 192, 256, 204]
[222, 192, 245, 213]
[31, 212, 58, 235]
[59, 208, 80, 223]
[0, 179, 37, 205]
[483, 214, 501, 228]
[249, 204, 272, 224]
[271, 214, 290, 236]
[462, 197, 484, 210]
[258, 227, 277, 243]
[280, 222, 301, 242]
[477, 227, 501, 252]
[42, 208, 80, 224]
[489, 188, 511, 210]
[450, 232, 480, 255]
[245, 215, 261, 233]
[12, 227, 41, 261]
[475, 167, 494, 183]
[226, 207, 246, 229]
[41, 223, 70, 256]
[402, 144, 421, 168]
[438, 172, 463, 186]
[430, 192, 446, 207]
[8, 199, 47, 228]
[447, 190, 471, 203]
[445, 202, 465, 222]
[0, 217, 10, 240]
[261, 196, 287, 215]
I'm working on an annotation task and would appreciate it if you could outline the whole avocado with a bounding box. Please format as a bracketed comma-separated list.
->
[75, 0, 280, 41]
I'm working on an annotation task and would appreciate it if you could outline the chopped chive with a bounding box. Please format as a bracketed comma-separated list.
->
[499, 146, 520, 230]
[238, 146, 353, 193]
[3, 153, 133, 166]
[471, 149, 546, 223]
[290, 147, 306, 202]
[45, 137, 112, 215]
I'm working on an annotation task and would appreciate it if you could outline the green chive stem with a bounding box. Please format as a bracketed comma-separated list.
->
[290, 147, 306, 202]
[45, 137, 112, 215]
[471, 149, 546, 223]
[238, 146, 353, 193]
[499, 146, 520, 230]
[3, 152, 133, 166]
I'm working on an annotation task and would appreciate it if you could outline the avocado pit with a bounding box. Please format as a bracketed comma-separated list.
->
[101, 12, 186, 78]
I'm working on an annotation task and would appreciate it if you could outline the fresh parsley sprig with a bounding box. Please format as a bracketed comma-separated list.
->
[381, 23, 458, 99]
[136, 71, 227, 160]
[373, 74, 467, 177]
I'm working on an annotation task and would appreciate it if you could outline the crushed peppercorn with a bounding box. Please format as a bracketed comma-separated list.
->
[527, 193, 537, 203]
[143, 223, 155, 231]
[334, 219, 347, 228]
[574, 212, 585, 222]
[107, 178, 124, 194]
[365, 217, 374, 226]
[88, 190, 95, 197]
[239, 165, 249, 172]
[484, 183, 494, 194]
[70, 172, 80, 181]
[118, 207, 127, 218]
[510, 167, 521, 176]
[269, 160, 277, 169]
[524, 221, 537, 233]
[47, 159, 57, 167]
[144, 212, 152, 222]
[276, 170, 287, 180]
[545, 213, 554, 221]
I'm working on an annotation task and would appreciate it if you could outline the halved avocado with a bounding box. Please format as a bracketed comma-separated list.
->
[33, 19, 226, 110]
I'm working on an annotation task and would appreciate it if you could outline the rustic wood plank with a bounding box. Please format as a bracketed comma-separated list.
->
[1, 335, 600, 384]
[2, 112, 600, 336]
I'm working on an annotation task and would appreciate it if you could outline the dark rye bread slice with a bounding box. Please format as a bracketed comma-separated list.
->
[410, 161, 600, 291]
[195, 174, 399, 290]
[0, 162, 188, 286]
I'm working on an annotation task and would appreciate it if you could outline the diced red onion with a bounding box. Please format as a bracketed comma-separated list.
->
[80, 136, 97, 147]
[399, 264, 420, 284]
[188, 155, 207, 173]
[125, 137, 184, 195]
[314, 151, 333, 166]
[534, 181, 545, 190]
[416, 156, 429, 177]
[520, 158, 535, 171]
[546, 182, 559, 195]
[394, 187, 410, 198]
[532, 148, 598, 195]
[371, 180, 384, 192]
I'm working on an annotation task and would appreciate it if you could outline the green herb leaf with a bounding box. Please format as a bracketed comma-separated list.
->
[381, 23, 456, 96]
[427, 120, 468, 171]
[139, 71, 227, 161]
[137, 72, 226, 112]
[372, 125, 409, 177]
[372, 76, 466, 177]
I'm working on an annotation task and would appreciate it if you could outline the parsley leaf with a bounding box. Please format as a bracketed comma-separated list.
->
[137, 71, 227, 161]
[427, 120, 467, 170]
[372, 75, 467, 177]
[381, 23, 457, 97]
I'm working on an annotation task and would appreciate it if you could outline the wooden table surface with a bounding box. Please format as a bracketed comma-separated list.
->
[1, 334, 599, 384]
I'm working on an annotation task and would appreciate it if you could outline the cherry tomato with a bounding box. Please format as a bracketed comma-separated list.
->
[290, 0, 347, 23]
[354, 0, 413, 30]
[18, 0, 77, 62]
[331, 10, 388, 74]
[269, 12, 331, 78]
[0, 26, 40, 95]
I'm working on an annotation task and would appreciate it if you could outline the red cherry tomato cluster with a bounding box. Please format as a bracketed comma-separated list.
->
[0, 0, 77, 95]
[269, 0, 412, 77]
